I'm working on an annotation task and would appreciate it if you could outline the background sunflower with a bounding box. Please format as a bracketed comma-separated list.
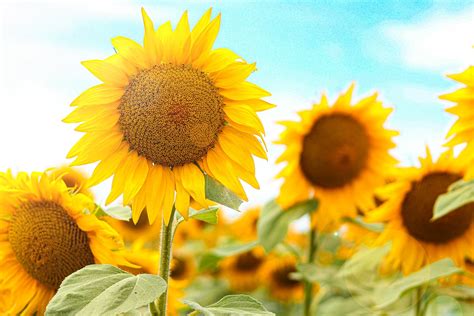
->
[276, 85, 397, 230]
[367, 149, 474, 274]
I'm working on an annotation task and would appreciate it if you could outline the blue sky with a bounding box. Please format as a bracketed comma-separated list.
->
[0, 0, 473, 205]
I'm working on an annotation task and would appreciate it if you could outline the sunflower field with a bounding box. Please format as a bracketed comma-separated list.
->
[0, 2, 473, 316]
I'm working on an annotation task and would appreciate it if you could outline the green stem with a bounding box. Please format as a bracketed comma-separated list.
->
[303, 227, 317, 316]
[415, 287, 423, 316]
[150, 205, 177, 316]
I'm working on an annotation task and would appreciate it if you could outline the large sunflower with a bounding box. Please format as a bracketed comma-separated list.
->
[440, 66, 474, 176]
[219, 247, 266, 292]
[367, 149, 474, 275]
[64, 8, 272, 224]
[275, 85, 397, 230]
[0, 171, 130, 315]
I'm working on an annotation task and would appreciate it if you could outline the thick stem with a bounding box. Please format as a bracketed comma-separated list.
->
[303, 227, 317, 316]
[150, 206, 177, 316]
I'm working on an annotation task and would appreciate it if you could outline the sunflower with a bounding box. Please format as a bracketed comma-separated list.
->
[275, 85, 397, 230]
[0, 171, 130, 315]
[49, 165, 93, 197]
[367, 149, 474, 275]
[229, 206, 260, 242]
[105, 209, 161, 247]
[64, 8, 272, 224]
[169, 250, 196, 288]
[440, 66, 474, 177]
[219, 247, 266, 292]
[261, 255, 305, 303]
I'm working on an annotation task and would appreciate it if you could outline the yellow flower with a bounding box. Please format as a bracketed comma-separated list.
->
[49, 165, 93, 197]
[441, 66, 474, 177]
[0, 171, 130, 315]
[367, 149, 474, 275]
[275, 85, 397, 230]
[229, 206, 260, 242]
[219, 247, 266, 292]
[64, 8, 272, 224]
[169, 250, 196, 288]
[104, 209, 161, 247]
[261, 255, 306, 303]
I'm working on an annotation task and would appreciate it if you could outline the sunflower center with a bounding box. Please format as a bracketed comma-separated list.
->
[235, 251, 263, 272]
[119, 63, 225, 167]
[401, 172, 473, 244]
[9, 201, 94, 290]
[300, 114, 369, 188]
[272, 265, 300, 288]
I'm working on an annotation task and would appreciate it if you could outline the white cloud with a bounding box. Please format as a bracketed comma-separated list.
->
[376, 6, 474, 72]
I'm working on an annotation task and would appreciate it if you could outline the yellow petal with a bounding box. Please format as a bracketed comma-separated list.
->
[224, 104, 265, 135]
[218, 130, 255, 173]
[70, 131, 123, 166]
[190, 14, 221, 63]
[162, 168, 176, 225]
[206, 145, 247, 201]
[220, 81, 271, 100]
[87, 143, 129, 187]
[81, 60, 129, 87]
[175, 176, 190, 219]
[212, 62, 256, 88]
[70, 84, 124, 107]
[141, 8, 158, 65]
[172, 11, 191, 64]
[145, 165, 164, 224]
[74, 109, 119, 132]
[111, 36, 148, 69]
[63, 102, 118, 123]
[123, 153, 149, 205]
[199, 48, 241, 73]
[191, 8, 212, 40]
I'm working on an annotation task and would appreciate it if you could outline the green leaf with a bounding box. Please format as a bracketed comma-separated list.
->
[258, 199, 318, 252]
[198, 241, 259, 271]
[433, 179, 474, 221]
[342, 216, 384, 233]
[45, 264, 166, 316]
[191, 207, 219, 224]
[94, 205, 132, 221]
[297, 263, 340, 285]
[205, 175, 243, 211]
[176, 207, 220, 225]
[425, 296, 463, 316]
[184, 294, 274, 315]
[375, 258, 463, 308]
[337, 244, 391, 279]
